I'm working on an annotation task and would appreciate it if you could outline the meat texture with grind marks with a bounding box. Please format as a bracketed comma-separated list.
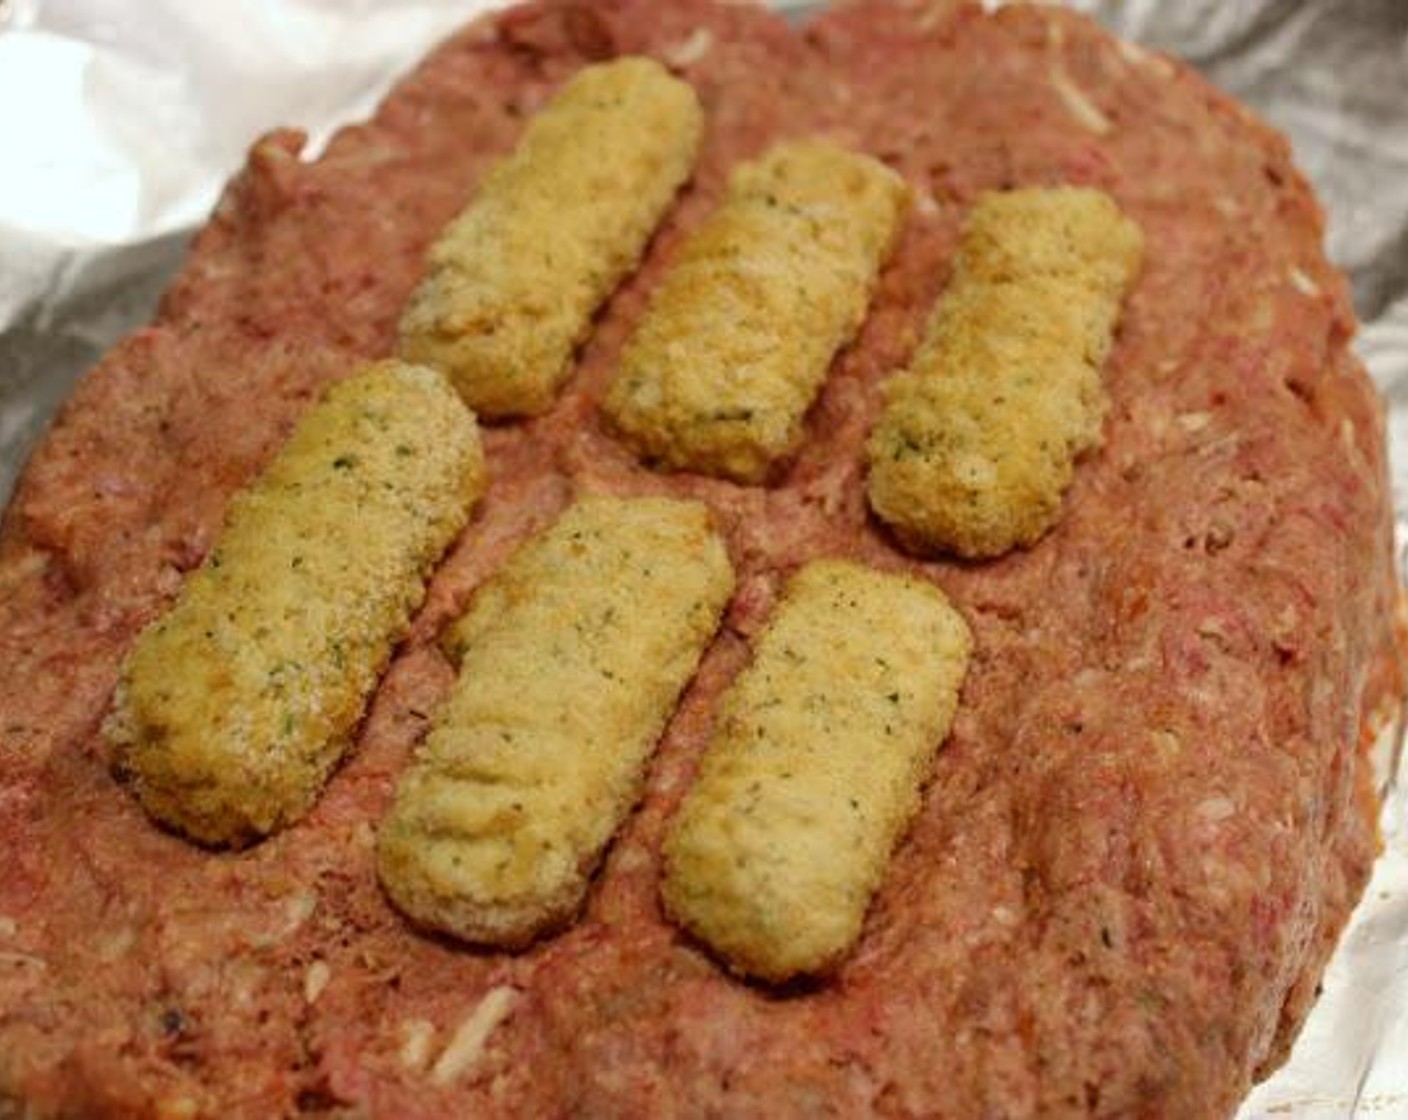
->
[0, 1, 1400, 1117]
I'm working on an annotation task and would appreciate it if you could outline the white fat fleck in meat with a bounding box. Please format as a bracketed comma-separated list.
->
[285, 891, 318, 929]
[1114, 39, 1145, 67]
[98, 927, 136, 963]
[1176, 411, 1212, 433]
[665, 28, 714, 68]
[1196, 616, 1234, 645]
[431, 986, 521, 1086]
[1197, 797, 1237, 823]
[1370, 678, 1404, 739]
[1049, 66, 1113, 135]
[612, 845, 651, 875]
[304, 960, 331, 1004]
[1341, 418, 1358, 451]
[1115, 38, 1176, 79]
[918, 4, 952, 30]
[653, 755, 694, 798]
[0, 916, 16, 938]
[253, 891, 319, 948]
[1149, 729, 1184, 761]
[399, 1019, 437, 1072]
[154, 564, 182, 598]
[991, 905, 1020, 927]
[1289, 267, 1320, 296]
[1271, 604, 1301, 636]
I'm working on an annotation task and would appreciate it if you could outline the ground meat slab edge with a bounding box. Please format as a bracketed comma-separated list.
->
[0, 2, 1400, 1117]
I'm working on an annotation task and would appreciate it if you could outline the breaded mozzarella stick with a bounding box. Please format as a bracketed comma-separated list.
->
[604, 140, 910, 482]
[867, 187, 1143, 558]
[398, 57, 704, 418]
[378, 497, 733, 947]
[661, 559, 971, 982]
[108, 361, 486, 846]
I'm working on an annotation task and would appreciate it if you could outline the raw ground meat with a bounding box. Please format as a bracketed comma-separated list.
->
[0, 1, 1401, 1117]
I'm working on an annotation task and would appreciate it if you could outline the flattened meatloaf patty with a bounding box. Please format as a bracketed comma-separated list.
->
[0, 1, 1401, 1116]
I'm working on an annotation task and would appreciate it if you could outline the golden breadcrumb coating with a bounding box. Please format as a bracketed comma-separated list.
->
[107, 361, 485, 846]
[660, 559, 971, 982]
[604, 139, 910, 482]
[867, 187, 1142, 558]
[377, 497, 734, 947]
[398, 57, 703, 418]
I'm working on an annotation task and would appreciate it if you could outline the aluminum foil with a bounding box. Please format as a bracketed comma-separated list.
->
[0, 1, 1404, 1115]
